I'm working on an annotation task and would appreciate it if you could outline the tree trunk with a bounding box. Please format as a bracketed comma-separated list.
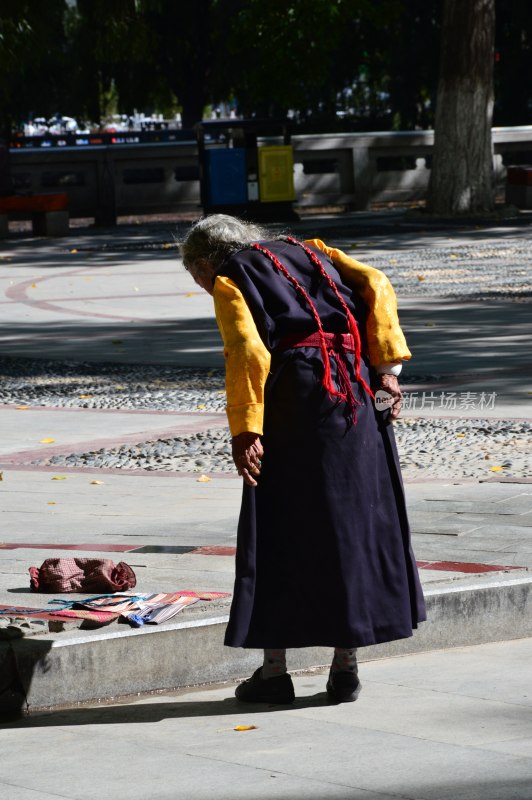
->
[427, 0, 495, 214]
[178, 80, 209, 130]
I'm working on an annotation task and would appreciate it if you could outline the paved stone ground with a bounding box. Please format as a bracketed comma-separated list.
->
[1, 391, 529, 480]
[0, 210, 531, 793]
[1, 639, 532, 800]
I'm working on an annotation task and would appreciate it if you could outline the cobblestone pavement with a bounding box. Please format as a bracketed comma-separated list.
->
[354, 240, 532, 300]
[1, 221, 530, 482]
[1, 359, 530, 481]
[57, 231, 532, 300]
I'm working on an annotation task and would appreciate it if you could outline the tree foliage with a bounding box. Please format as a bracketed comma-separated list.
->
[494, 1, 532, 126]
[65, 0, 151, 122]
[0, 0, 441, 131]
[219, 0, 440, 130]
[0, 0, 68, 134]
[0, 0, 531, 133]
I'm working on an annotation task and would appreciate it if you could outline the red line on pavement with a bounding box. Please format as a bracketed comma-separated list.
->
[0, 462, 237, 478]
[0, 543, 137, 552]
[0, 420, 228, 463]
[190, 546, 237, 556]
[0, 542, 524, 572]
[5, 270, 147, 322]
[0, 291, 201, 306]
[416, 560, 523, 573]
[0, 404, 225, 419]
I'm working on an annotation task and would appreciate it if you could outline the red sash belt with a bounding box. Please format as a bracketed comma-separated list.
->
[275, 330, 369, 421]
[277, 331, 356, 353]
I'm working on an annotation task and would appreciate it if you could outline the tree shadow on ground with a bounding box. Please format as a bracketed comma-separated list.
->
[2, 297, 531, 386]
[0, 318, 225, 368]
[398, 298, 532, 394]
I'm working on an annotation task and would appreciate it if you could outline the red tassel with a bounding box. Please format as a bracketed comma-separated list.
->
[285, 237, 374, 400]
[249, 242, 372, 415]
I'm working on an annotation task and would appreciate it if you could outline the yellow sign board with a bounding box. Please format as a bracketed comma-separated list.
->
[258, 146, 295, 202]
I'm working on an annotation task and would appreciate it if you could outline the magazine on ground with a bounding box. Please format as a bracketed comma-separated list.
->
[49, 590, 230, 627]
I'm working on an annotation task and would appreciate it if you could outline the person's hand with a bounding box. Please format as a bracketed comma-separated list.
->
[377, 373, 402, 420]
[232, 432, 264, 487]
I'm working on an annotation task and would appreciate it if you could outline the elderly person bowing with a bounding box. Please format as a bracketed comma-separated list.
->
[181, 214, 425, 704]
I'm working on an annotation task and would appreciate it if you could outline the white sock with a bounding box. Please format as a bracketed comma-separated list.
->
[331, 647, 358, 674]
[262, 648, 287, 679]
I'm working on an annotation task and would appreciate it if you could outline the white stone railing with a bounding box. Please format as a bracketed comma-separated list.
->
[7, 126, 532, 221]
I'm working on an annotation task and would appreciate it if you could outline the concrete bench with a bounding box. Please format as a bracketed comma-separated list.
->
[0, 192, 69, 237]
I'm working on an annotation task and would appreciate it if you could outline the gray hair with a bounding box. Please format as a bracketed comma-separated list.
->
[181, 214, 268, 274]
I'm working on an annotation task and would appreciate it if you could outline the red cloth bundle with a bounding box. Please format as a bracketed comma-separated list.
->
[29, 558, 136, 593]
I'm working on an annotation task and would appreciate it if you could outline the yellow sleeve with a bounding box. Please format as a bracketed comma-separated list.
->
[305, 238, 412, 366]
[213, 275, 271, 437]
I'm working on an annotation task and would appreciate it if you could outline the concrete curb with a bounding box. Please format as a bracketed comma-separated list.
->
[1, 572, 531, 716]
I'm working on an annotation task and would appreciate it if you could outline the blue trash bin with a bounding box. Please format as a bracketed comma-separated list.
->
[205, 148, 247, 206]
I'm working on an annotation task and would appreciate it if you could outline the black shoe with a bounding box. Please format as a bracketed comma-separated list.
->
[326, 670, 362, 703]
[235, 667, 295, 704]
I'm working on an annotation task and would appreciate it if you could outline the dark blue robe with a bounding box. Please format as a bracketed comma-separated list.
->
[217, 238, 426, 649]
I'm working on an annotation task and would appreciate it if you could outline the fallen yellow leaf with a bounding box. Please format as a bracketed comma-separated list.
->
[51, 476, 67, 481]
[196, 474, 212, 483]
[456, 434, 465, 438]
[234, 725, 257, 731]
[196, 404, 206, 409]
[185, 292, 196, 297]
[389, 259, 398, 264]
[47, 501, 57, 505]
[70, 248, 78, 254]
[16, 405, 30, 410]
[114, 384, 125, 390]
[78, 395, 93, 399]
[39, 438, 55, 444]
[30, 283, 38, 288]
[417, 275, 426, 281]
[450, 254, 458, 259]
[90, 480, 104, 485]
[489, 466, 505, 472]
